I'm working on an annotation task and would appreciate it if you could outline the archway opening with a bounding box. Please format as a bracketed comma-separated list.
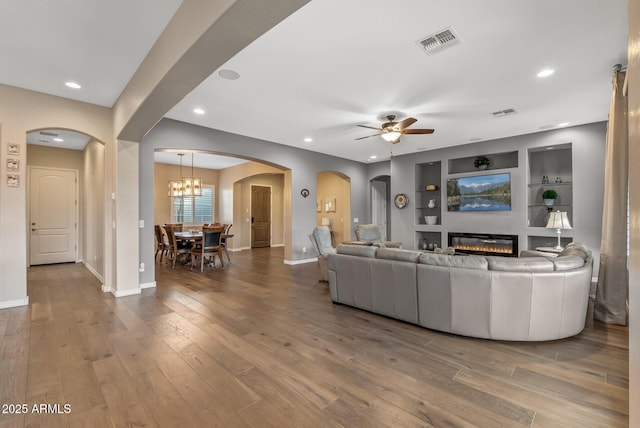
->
[316, 171, 351, 246]
[370, 175, 391, 240]
[153, 150, 288, 255]
[26, 128, 107, 283]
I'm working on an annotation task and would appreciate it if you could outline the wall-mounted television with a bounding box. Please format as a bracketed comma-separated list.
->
[446, 172, 511, 211]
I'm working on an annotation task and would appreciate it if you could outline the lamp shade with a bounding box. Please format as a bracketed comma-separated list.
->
[546, 211, 572, 230]
[321, 217, 331, 226]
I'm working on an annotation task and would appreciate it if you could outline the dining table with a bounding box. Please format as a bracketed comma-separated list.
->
[174, 230, 234, 263]
[174, 231, 203, 240]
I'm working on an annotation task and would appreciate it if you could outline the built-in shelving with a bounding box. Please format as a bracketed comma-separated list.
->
[448, 150, 518, 175]
[415, 161, 442, 226]
[415, 161, 443, 249]
[527, 143, 573, 249]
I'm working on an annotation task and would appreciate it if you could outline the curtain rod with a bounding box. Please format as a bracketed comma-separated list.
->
[613, 63, 627, 73]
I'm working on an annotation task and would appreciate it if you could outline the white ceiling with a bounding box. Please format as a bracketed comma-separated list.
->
[0, 0, 181, 107]
[2, 0, 628, 163]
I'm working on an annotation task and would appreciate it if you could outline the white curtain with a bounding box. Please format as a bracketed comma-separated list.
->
[594, 70, 629, 325]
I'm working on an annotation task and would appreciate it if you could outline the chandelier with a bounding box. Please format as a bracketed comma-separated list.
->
[182, 153, 202, 197]
[167, 152, 202, 197]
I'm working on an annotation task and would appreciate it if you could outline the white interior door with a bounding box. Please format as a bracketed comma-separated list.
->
[29, 167, 78, 265]
[371, 180, 387, 240]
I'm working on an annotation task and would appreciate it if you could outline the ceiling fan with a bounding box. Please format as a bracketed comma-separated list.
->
[356, 114, 434, 144]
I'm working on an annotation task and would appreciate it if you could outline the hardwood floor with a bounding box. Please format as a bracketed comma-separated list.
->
[0, 247, 628, 427]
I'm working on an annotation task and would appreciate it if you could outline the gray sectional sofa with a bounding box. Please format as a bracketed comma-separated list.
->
[328, 242, 593, 341]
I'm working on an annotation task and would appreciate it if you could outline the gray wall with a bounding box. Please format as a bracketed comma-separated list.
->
[390, 121, 607, 275]
[138, 118, 370, 284]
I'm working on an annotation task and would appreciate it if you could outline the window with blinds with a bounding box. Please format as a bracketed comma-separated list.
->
[172, 185, 214, 223]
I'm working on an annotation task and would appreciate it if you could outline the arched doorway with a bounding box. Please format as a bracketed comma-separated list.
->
[370, 175, 391, 240]
[316, 171, 351, 246]
[152, 150, 286, 254]
[26, 129, 107, 282]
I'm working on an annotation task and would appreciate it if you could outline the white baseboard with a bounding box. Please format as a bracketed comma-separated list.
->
[271, 244, 284, 248]
[140, 281, 156, 289]
[101, 285, 112, 293]
[82, 261, 104, 284]
[0, 297, 29, 309]
[229, 247, 250, 252]
[284, 257, 317, 265]
[112, 288, 141, 298]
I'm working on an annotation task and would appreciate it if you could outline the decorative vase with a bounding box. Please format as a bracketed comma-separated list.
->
[425, 215, 438, 225]
[543, 198, 555, 206]
[427, 198, 436, 208]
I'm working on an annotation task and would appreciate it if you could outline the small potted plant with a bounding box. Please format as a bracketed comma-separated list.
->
[542, 189, 558, 206]
[474, 155, 491, 170]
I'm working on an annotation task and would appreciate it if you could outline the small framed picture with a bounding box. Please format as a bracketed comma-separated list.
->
[325, 198, 336, 213]
[6, 158, 19, 172]
[7, 143, 20, 156]
[7, 174, 19, 187]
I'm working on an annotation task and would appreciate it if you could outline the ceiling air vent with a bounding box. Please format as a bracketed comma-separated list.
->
[39, 131, 58, 137]
[416, 27, 461, 55]
[491, 108, 518, 118]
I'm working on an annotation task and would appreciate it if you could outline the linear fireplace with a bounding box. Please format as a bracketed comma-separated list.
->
[448, 232, 518, 257]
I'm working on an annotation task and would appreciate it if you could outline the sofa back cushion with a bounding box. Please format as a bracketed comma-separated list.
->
[336, 244, 378, 258]
[486, 256, 554, 272]
[559, 242, 591, 261]
[550, 255, 585, 271]
[355, 224, 382, 242]
[376, 248, 422, 263]
[419, 253, 489, 270]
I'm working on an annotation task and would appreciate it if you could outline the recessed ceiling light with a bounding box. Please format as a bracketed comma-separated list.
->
[537, 69, 555, 78]
[557, 122, 569, 127]
[219, 69, 240, 80]
[193, 108, 205, 115]
[65, 81, 81, 89]
[304, 137, 313, 143]
[53, 138, 64, 142]
[370, 155, 377, 159]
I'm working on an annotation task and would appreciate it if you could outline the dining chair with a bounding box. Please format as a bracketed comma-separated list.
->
[154, 225, 169, 262]
[166, 223, 183, 232]
[165, 224, 191, 268]
[221, 223, 233, 263]
[191, 225, 225, 272]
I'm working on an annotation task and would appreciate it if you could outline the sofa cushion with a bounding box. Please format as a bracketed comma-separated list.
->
[418, 253, 488, 270]
[336, 244, 378, 258]
[376, 248, 421, 263]
[550, 255, 585, 271]
[559, 242, 591, 261]
[355, 224, 382, 242]
[486, 256, 554, 272]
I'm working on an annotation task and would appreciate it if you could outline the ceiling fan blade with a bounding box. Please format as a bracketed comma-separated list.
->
[396, 117, 417, 130]
[355, 134, 380, 140]
[357, 124, 382, 131]
[403, 128, 435, 135]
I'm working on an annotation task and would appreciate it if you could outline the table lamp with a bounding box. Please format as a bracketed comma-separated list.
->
[545, 210, 572, 250]
[321, 217, 331, 228]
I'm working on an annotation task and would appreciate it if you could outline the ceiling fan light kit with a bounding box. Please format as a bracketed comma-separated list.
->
[381, 130, 402, 143]
[357, 114, 434, 144]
